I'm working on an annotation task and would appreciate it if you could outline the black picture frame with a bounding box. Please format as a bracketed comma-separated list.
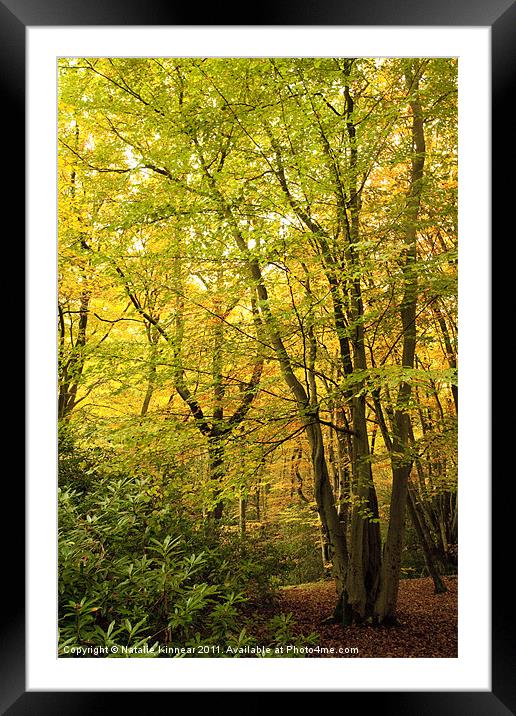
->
[7, 0, 509, 712]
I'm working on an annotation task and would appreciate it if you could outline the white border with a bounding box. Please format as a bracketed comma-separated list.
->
[27, 26, 490, 691]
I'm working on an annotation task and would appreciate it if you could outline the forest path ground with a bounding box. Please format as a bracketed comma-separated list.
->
[253, 576, 457, 658]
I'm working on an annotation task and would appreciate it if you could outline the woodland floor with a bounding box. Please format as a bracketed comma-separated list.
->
[249, 576, 458, 658]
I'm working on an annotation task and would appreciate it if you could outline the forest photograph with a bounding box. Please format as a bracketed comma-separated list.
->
[57, 56, 458, 659]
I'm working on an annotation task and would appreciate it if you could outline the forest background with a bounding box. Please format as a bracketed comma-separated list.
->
[57, 56, 459, 656]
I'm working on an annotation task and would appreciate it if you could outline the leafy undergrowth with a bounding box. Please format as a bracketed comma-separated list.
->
[247, 576, 457, 658]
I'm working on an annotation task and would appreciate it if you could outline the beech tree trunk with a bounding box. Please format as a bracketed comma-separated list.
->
[239, 495, 247, 536]
[305, 419, 349, 607]
[58, 289, 90, 420]
[207, 434, 224, 520]
[254, 487, 261, 521]
[375, 61, 426, 624]
[407, 488, 447, 593]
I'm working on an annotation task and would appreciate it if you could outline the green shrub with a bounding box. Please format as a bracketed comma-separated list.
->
[58, 462, 285, 656]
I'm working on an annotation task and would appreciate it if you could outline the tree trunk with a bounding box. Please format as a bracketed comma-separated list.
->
[254, 486, 261, 522]
[407, 488, 447, 593]
[207, 434, 224, 520]
[344, 394, 382, 623]
[58, 289, 90, 419]
[375, 61, 426, 624]
[306, 419, 349, 616]
[239, 495, 247, 536]
[434, 305, 458, 415]
[139, 369, 155, 417]
[140, 327, 159, 417]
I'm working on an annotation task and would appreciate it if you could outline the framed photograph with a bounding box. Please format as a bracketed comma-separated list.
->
[7, 0, 507, 711]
